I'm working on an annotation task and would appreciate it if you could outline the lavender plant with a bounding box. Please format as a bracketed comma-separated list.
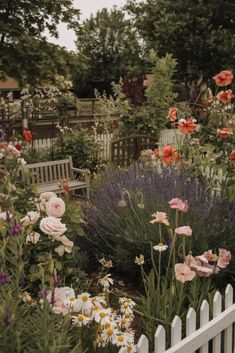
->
[81, 165, 234, 279]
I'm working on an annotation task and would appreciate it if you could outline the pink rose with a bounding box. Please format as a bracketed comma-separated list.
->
[175, 226, 192, 236]
[217, 248, 231, 268]
[40, 216, 67, 238]
[6, 144, 21, 159]
[175, 263, 195, 283]
[46, 287, 75, 315]
[168, 198, 189, 212]
[46, 197, 65, 218]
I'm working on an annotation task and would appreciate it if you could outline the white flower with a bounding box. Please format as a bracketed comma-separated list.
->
[153, 243, 168, 252]
[26, 231, 40, 244]
[54, 235, 74, 256]
[38, 192, 57, 211]
[120, 304, 134, 315]
[119, 298, 136, 308]
[102, 325, 118, 343]
[92, 296, 106, 307]
[18, 158, 27, 166]
[40, 216, 67, 238]
[64, 296, 80, 312]
[99, 274, 114, 288]
[125, 343, 137, 353]
[116, 315, 132, 329]
[99, 258, 113, 268]
[113, 333, 129, 347]
[76, 293, 93, 314]
[94, 308, 112, 325]
[0, 211, 12, 221]
[6, 144, 21, 159]
[134, 255, 144, 265]
[72, 314, 92, 327]
[96, 336, 107, 348]
[21, 211, 40, 226]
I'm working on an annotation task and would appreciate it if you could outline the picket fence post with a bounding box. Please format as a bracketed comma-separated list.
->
[224, 284, 233, 353]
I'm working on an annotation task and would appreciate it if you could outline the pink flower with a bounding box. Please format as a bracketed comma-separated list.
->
[150, 212, 169, 226]
[46, 197, 65, 218]
[168, 107, 178, 122]
[175, 226, 192, 236]
[6, 144, 21, 159]
[216, 89, 234, 104]
[39, 216, 67, 238]
[175, 263, 195, 283]
[199, 250, 218, 262]
[168, 198, 189, 213]
[46, 287, 75, 315]
[217, 248, 231, 268]
[217, 127, 233, 139]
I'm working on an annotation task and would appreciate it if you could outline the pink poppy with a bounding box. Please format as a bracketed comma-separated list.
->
[168, 107, 178, 122]
[175, 226, 192, 236]
[168, 198, 189, 213]
[213, 70, 233, 87]
[161, 145, 181, 165]
[217, 248, 231, 268]
[175, 263, 195, 283]
[150, 211, 169, 226]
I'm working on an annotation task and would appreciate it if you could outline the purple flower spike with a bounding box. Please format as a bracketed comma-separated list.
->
[53, 275, 61, 287]
[0, 272, 10, 285]
[10, 224, 21, 237]
[3, 312, 12, 326]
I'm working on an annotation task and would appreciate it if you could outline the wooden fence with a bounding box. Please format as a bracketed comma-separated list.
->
[119, 284, 235, 353]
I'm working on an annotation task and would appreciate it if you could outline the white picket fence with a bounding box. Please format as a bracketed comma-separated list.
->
[119, 284, 235, 353]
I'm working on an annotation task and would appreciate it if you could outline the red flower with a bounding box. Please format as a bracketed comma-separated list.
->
[14, 143, 22, 151]
[217, 127, 233, 139]
[168, 107, 178, 122]
[228, 152, 235, 162]
[213, 70, 233, 87]
[162, 145, 181, 165]
[216, 89, 234, 104]
[178, 119, 197, 134]
[23, 129, 32, 142]
[154, 148, 159, 158]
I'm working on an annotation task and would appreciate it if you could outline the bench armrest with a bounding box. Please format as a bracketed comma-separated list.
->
[71, 167, 91, 176]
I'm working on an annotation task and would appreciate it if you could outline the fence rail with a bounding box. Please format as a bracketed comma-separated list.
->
[119, 284, 235, 353]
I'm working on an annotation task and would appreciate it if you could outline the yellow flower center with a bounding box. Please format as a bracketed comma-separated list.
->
[81, 295, 88, 302]
[69, 297, 75, 302]
[118, 336, 125, 342]
[99, 312, 106, 318]
[107, 329, 113, 336]
[78, 315, 84, 322]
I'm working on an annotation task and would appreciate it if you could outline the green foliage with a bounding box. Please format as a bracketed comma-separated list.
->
[74, 8, 145, 96]
[52, 127, 102, 173]
[126, 0, 235, 82]
[0, 0, 80, 86]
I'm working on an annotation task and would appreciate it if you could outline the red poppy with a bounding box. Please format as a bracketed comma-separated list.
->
[23, 129, 32, 142]
[228, 152, 235, 162]
[162, 145, 181, 165]
[213, 70, 233, 87]
[217, 128, 233, 139]
[14, 143, 22, 151]
[168, 107, 178, 122]
[216, 90, 234, 104]
[178, 119, 197, 134]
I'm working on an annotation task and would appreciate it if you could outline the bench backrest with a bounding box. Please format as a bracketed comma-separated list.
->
[19, 158, 72, 185]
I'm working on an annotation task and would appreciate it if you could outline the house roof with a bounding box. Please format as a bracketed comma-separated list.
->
[0, 77, 19, 91]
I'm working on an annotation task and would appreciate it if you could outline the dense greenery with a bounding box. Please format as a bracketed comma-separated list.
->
[74, 8, 145, 96]
[126, 0, 235, 83]
[0, 0, 81, 85]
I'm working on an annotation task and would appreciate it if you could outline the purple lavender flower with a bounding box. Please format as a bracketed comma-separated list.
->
[53, 275, 61, 287]
[19, 275, 26, 286]
[0, 272, 10, 285]
[10, 224, 21, 237]
[3, 312, 12, 326]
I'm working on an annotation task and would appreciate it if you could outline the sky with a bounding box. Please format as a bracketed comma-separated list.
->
[46, 0, 127, 51]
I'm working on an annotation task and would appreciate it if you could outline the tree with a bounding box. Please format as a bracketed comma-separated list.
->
[0, 0, 80, 85]
[74, 7, 145, 96]
[126, 0, 235, 83]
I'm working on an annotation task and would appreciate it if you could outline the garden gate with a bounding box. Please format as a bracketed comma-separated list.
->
[119, 284, 235, 353]
[111, 134, 157, 166]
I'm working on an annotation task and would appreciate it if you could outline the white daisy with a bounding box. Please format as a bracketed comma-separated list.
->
[134, 255, 144, 265]
[153, 243, 168, 252]
[94, 308, 112, 325]
[72, 314, 92, 327]
[76, 292, 93, 314]
[99, 274, 114, 288]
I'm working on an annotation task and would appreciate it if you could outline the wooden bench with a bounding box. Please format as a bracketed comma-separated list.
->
[18, 157, 91, 200]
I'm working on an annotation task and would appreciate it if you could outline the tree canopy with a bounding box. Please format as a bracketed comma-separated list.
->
[74, 8, 145, 96]
[0, 0, 80, 86]
[126, 0, 235, 82]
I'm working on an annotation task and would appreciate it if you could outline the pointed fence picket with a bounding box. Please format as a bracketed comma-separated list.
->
[119, 284, 235, 353]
